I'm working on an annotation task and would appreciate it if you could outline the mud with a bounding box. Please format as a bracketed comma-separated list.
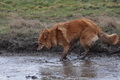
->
[0, 51, 120, 80]
[0, 33, 120, 54]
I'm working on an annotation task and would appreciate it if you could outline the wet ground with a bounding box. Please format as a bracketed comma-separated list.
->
[0, 51, 120, 80]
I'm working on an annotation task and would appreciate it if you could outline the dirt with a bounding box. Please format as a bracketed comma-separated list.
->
[0, 51, 120, 80]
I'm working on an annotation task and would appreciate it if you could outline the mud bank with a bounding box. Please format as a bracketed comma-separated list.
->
[0, 52, 120, 80]
[0, 20, 120, 55]
[0, 16, 120, 54]
[0, 36, 120, 56]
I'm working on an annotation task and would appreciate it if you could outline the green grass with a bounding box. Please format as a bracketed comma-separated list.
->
[1, 0, 120, 20]
[0, 0, 120, 35]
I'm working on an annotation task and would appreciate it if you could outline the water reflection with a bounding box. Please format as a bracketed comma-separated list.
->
[62, 59, 96, 79]
[62, 61, 78, 78]
[40, 59, 96, 79]
[80, 59, 96, 78]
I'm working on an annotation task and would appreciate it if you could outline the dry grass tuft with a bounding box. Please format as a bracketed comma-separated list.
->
[10, 18, 42, 29]
[41, 21, 57, 28]
[89, 16, 120, 28]
[8, 18, 44, 38]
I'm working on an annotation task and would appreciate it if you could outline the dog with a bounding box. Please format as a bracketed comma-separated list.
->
[37, 18, 119, 61]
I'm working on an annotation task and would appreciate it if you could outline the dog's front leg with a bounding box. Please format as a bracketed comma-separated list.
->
[60, 45, 70, 61]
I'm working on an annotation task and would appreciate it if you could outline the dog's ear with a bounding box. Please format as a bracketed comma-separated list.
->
[43, 29, 49, 39]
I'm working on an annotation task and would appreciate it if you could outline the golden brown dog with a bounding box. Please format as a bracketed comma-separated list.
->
[37, 18, 119, 61]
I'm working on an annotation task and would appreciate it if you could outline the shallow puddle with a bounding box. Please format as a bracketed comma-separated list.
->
[0, 52, 120, 80]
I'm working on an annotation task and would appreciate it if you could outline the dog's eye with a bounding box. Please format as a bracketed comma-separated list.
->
[39, 43, 43, 45]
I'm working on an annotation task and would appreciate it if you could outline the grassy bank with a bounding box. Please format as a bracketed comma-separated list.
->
[0, 0, 120, 52]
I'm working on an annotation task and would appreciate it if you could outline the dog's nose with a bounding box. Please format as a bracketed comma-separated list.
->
[37, 49, 40, 51]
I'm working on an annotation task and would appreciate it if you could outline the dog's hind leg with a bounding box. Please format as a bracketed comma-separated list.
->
[79, 28, 98, 59]
[80, 39, 90, 59]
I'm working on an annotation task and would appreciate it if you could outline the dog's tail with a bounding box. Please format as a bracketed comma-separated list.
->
[84, 19, 119, 45]
[98, 32, 119, 45]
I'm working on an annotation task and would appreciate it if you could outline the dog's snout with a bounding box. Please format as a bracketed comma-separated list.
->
[37, 49, 41, 51]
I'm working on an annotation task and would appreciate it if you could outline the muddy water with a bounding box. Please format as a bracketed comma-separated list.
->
[0, 52, 120, 80]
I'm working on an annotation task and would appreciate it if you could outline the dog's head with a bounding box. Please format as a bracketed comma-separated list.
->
[37, 29, 52, 51]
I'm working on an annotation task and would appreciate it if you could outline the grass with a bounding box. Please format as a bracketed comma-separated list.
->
[0, 0, 120, 41]
[1, 0, 120, 20]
